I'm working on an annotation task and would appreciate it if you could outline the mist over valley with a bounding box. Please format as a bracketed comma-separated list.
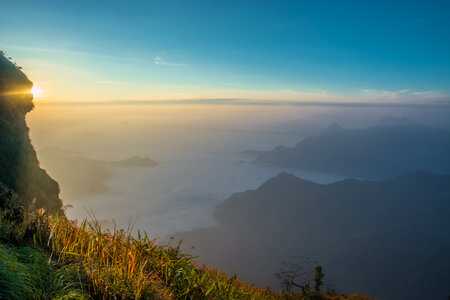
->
[24, 102, 450, 299]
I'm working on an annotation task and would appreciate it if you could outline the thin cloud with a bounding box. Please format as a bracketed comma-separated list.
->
[361, 89, 448, 102]
[1, 44, 100, 58]
[153, 55, 186, 66]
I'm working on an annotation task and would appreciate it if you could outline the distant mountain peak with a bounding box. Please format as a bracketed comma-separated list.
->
[326, 121, 343, 131]
[271, 172, 298, 180]
[377, 116, 412, 126]
[109, 156, 158, 167]
[262, 172, 314, 187]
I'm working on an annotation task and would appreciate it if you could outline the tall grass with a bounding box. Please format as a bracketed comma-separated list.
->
[0, 243, 89, 299]
[45, 214, 280, 299]
[0, 209, 375, 300]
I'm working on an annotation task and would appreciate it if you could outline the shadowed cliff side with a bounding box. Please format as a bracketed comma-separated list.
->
[0, 53, 62, 212]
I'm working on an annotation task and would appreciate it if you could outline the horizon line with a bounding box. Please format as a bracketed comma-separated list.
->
[34, 98, 450, 108]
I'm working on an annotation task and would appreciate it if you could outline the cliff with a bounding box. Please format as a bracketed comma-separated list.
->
[0, 53, 62, 212]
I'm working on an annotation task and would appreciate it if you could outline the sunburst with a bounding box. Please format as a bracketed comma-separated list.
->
[30, 85, 42, 99]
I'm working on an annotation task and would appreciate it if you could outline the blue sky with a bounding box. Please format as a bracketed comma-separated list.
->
[0, 0, 449, 102]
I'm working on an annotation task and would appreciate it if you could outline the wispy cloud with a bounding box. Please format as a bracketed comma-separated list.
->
[153, 55, 186, 66]
[1, 44, 100, 58]
[361, 89, 448, 103]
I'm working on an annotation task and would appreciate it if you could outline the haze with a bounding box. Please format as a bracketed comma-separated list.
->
[27, 102, 450, 237]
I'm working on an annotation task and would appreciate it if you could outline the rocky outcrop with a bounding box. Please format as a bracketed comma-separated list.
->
[0, 53, 62, 212]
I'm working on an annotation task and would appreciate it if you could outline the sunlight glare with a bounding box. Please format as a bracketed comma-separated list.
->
[30, 85, 42, 99]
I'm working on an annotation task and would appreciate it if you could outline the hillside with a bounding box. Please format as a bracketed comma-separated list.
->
[0, 53, 61, 212]
[253, 118, 450, 179]
[176, 172, 450, 300]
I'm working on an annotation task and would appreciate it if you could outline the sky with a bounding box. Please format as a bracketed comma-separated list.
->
[0, 0, 449, 103]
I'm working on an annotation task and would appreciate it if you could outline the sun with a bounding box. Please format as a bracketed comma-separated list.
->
[30, 85, 42, 99]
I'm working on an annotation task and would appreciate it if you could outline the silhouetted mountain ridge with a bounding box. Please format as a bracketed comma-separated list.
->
[177, 171, 450, 300]
[253, 118, 450, 179]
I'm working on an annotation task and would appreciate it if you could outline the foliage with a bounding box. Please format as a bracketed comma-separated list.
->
[314, 266, 324, 292]
[0, 208, 375, 300]
[0, 243, 90, 299]
[0, 50, 22, 70]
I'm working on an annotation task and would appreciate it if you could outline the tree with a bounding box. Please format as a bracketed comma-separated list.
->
[276, 257, 326, 299]
[276, 257, 315, 294]
[314, 266, 324, 292]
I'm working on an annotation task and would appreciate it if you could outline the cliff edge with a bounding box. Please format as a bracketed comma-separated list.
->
[0, 53, 62, 212]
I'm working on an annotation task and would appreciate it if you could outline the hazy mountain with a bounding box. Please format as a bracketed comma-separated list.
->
[107, 156, 157, 167]
[253, 117, 450, 179]
[38, 146, 157, 199]
[175, 171, 450, 300]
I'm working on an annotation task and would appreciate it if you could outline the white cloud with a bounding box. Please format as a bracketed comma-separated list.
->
[153, 55, 185, 66]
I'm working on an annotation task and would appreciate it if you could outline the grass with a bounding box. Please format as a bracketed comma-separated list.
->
[0, 243, 89, 299]
[0, 209, 375, 300]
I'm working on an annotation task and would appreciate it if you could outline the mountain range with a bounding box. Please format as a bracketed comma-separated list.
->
[252, 117, 450, 179]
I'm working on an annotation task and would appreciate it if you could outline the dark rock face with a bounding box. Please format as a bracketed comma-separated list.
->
[0, 53, 62, 212]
